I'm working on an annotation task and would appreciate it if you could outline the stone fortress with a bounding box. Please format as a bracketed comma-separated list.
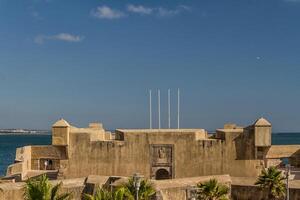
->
[2, 117, 300, 199]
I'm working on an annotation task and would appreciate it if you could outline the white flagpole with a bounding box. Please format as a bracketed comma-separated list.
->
[149, 90, 152, 129]
[158, 89, 161, 129]
[168, 89, 171, 129]
[177, 88, 180, 129]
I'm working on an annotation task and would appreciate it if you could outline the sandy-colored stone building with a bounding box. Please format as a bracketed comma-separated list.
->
[4, 117, 300, 181]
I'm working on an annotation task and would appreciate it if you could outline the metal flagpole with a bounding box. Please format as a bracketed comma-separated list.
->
[149, 90, 152, 129]
[177, 88, 180, 129]
[158, 89, 161, 129]
[168, 89, 171, 129]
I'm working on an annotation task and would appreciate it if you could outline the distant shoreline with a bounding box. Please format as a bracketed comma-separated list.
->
[0, 132, 299, 136]
[0, 133, 51, 136]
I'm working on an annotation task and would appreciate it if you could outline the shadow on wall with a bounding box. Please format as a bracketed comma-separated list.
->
[233, 129, 255, 160]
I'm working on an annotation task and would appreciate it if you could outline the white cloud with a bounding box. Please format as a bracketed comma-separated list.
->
[127, 5, 153, 15]
[54, 33, 83, 42]
[34, 33, 84, 44]
[91, 4, 191, 19]
[178, 5, 192, 12]
[157, 7, 180, 17]
[157, 5, 191, 17]
[91, 6, 125, 19]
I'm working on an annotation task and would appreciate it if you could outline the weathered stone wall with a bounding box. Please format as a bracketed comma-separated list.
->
[30, 145, 67, 170]
[158, 187, 187, 200]
[6, 146, 32, 180]
[232, 185, 300, 200]
[0, 178, 86, 200]
[62, 129, 263, 179]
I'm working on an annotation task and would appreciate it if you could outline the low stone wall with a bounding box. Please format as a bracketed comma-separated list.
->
[6, 163, 22, 177]
[232, 184, 300, 200]
[5, 175, 300, 200]
[0, 178, 86, 200]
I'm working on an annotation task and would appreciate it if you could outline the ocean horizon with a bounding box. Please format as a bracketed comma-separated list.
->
[1, 132, 300, 176]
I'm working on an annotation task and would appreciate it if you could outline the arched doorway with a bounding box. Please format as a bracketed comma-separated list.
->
[155, 168, 170, 180]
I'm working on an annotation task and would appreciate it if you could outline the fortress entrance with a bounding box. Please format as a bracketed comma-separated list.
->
[155, 168, 171, 180]
[150, 144, 174, 180]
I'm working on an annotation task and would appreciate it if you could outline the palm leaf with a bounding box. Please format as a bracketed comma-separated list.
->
[55, 192, 72, 200]
[83, 193, 95, 200]
[197, 178, 229, 200]
[255, 166, 286, 199]
[24, 174, 72, 200]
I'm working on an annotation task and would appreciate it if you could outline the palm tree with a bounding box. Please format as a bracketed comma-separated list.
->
[83, 188, 114, 200]
[24, 174, 72, 200]
[197, 178, 229, 200]
[255, 166, 286, 200]
[115, 178, 156, 200]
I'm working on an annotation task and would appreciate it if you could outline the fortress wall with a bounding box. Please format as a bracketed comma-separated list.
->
[173, 139, 224, 178]
[65, 131, 151, 178]
[63, 129, 263, 179]
[6, 146, 32, 178]
[217, 129, 263, 177]
[6, 163, 22, 177]
[29, 145, 67, 170]
[64, 132, 91, 178]
[71, 127, 106, 141]
[31, 146, 67, 160]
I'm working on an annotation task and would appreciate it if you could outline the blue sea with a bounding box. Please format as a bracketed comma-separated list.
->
[0, 134, 51, 176]
[0, 133, 300, 176]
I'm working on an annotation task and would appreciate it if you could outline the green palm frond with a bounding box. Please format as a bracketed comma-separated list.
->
[197, 179, 229, 200]
[84, 188, 114, 200]
[55, 192, 72, 200]
[113, 187, 126, 200]
[51, 182, 62, 200]
[83, 193, 95, 200]
[83, 178, 155, 200]
[24, 174, 72, 200]
[119, 178, 155, 200]
[255, 166, 286, 199]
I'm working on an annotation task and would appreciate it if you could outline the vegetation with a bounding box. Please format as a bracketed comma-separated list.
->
[83, 177, 155, 200]
[24, 174, 72, 200]
[83, 188, 114, 200]
[196, 179, 229, 200]
[255, 166, 286, 200]
[117, 177, 155, 200]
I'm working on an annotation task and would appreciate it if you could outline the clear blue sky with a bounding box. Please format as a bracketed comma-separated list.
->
[0, 0, 300, 131]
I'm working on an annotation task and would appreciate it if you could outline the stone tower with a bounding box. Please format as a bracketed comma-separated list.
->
[254, 117, 272, 147]
[253, 117, 272, 160]
[52, 119, 70, 146]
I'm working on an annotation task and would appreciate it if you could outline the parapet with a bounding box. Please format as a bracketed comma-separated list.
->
[114, 129, 208, 142]
[89, 123, 104, 130]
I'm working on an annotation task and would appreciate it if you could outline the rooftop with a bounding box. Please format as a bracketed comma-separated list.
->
[116, 129, 205, 133]
[254, 117, 271, 126]
[52, 119, 70, 127]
